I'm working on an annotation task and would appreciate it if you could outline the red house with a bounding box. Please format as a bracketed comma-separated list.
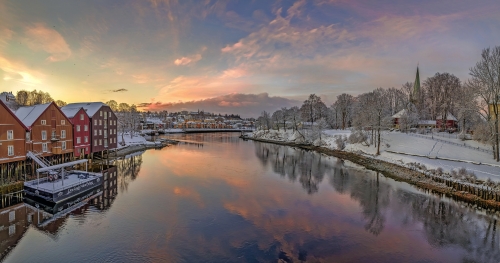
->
[61, 107, 91, 158]
[436, 113, 458, 130]
[15, 102, 74, 164]
[63, 102, 117, 158]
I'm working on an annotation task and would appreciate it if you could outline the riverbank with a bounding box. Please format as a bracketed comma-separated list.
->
[246, 136, 500, 210]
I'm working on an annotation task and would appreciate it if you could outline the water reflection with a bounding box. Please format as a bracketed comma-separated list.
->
[1, 134, 500, 262]
[253, 140, 500, 262]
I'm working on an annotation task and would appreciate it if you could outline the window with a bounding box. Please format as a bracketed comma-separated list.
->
[80, 114, 84, 120]
[94, 119, 97, 125]
[9, 211, 15, 222]
[99, 139, 102, 145]
[76, 125, 80, 132]
[41, 120, 46, 125]
[8, 225, 15, 236]
[94, 139, 97, 146]
[62, 141, 66, 150]
[26, 132, 30, 141]
[84, 136, 88, 143]
[42, 130, 47, 140]
[61, 130, 66, 139]
[7, 130, 13, 140]
[42, 143, 48, 152]
[104, 130, 107, 138]
[77, 137, 81, 143]
[99, 130, 102, 135]
[94, 130, 97, 136]
[7, 145, 14, 156]
[104, 111, 107, 119]
[99, 120, 102, 125]
[84, 125, 88, 131]
[114, 129, 116, 134]
[100, 110, 102, 117]
[104, 139, 108, 148]
[61, 120, 65, 125]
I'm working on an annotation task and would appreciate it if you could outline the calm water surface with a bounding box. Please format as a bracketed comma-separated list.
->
[2, 133, 500, 262]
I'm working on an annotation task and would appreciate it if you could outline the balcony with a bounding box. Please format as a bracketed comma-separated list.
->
[50, 135, 60, 142]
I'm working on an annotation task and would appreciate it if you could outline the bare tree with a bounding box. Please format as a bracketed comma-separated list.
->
[334, 93, 354, 130]
[470, 46, 500, 161]
[300, 94, 327, 126]
[106, 100, 118, 112]
[55, 100, 67, 107]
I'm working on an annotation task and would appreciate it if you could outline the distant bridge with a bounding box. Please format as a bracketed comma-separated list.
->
[182, 128, 253, 133]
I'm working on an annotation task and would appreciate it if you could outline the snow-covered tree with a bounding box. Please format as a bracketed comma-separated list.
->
[470, 46, 500, 161]
[334, 93, 354, 130]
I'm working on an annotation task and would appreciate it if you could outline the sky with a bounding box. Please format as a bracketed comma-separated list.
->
[1, 0, 500, 117]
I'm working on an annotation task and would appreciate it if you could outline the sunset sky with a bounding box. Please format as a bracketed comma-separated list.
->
[1, 0, 500, 117]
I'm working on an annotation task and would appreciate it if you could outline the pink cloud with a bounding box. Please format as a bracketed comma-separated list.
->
[24, 23, 72, 62]
[174, 53, 202, 66]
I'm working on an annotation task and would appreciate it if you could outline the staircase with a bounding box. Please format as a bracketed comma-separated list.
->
[27, 151, 51, 168]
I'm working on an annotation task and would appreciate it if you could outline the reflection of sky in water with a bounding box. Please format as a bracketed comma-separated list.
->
[4, 133, 500, 263]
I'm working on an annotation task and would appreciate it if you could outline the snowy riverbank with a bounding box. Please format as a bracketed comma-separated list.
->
[250, 129, 500, 182]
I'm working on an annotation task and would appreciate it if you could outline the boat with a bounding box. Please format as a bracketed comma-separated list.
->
[24, 159, 103, 203]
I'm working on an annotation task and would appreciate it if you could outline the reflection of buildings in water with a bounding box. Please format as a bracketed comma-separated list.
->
[115, 154, 143, 193]
[91, 165, 118, 210]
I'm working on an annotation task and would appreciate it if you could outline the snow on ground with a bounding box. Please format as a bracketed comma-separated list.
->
[251, 129, 500, 182]
[118, 132, 155, 149]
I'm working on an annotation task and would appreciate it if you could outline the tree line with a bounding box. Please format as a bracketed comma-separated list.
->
[257, 46, 500, 160]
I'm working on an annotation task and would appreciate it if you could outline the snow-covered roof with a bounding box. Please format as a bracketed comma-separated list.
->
[63, 102, 107, 117]
[60, 107, 84, 118]
[391, 109, 407, 118]
[418, 120, 436, 125]
[15, 103, 51, 127]
[0, 100, 28, 129]
[145, 118, 164, 124]
[436, 112, 458, 121]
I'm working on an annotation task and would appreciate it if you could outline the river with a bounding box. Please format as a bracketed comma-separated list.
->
[1, 133, 499, 262]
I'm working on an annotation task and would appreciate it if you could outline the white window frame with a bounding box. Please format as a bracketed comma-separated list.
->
[84, 136, 88, 143]
[76, 125, 80, 132]
[42, 143, 48, 152]
[26, 132, 30, 141]
[94, 119, 97, 125]
[41, 120, 46, 125]
[99, 120, 102, 126]
[41, 130, 47, 140]
[100, 110, 102, 117]
[61, 130, 66, 139]
[94, 130, 97, 136]
[94, 139, 97, 146]
[99, 130, 102, 135]
[7, 130, 13, 140]
[77, 137, 81, 144]
[61, 120, 65, 125]
[7, 145, 14, 156]
[80, 114, 84, 120]
[62, 141, 66, 150]
[104, 111, 107, 119]
[104, 139, 108, 148]
[84, 125, 88, 131]
[99, 139, 102, 145]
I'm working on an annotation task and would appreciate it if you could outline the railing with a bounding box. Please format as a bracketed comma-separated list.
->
[408, 133, 493, 154]
[51, 135, 60, 141]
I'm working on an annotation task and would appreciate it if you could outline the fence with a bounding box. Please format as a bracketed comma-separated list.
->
[408, 133, 493, 155]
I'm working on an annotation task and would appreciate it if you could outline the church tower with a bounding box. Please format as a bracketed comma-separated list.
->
[410, 66, 420, 108]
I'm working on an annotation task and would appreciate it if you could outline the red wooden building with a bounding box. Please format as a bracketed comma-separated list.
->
[63, 102, 117, 157]
[0, 100, 28, 181]
[15, 102, 74, 164]
[61, 107, 91, 158]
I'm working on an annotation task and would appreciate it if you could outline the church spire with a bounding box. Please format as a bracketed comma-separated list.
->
[411, 65, 420, 106]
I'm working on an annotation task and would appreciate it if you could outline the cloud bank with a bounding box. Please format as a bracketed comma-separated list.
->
[141, 93, 300, 118]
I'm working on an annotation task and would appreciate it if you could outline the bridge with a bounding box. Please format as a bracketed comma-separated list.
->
[182, 128, 253, 133]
